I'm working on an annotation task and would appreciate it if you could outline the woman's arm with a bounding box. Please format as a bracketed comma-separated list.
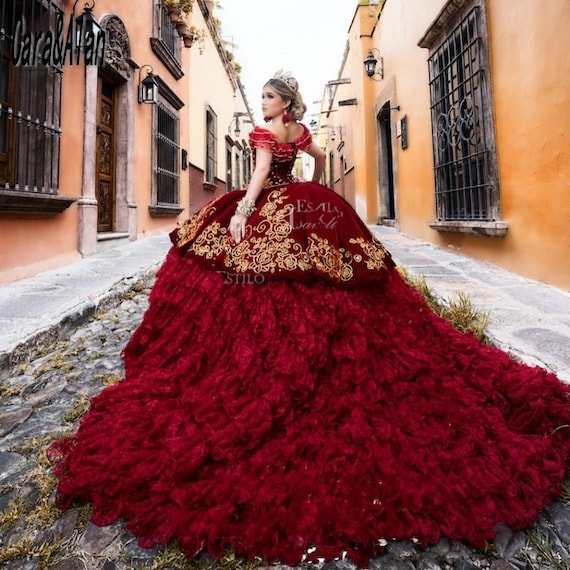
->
[229, 147, 272, 244]
[243, 148, 272, 203]
[306, 141, 326, 183]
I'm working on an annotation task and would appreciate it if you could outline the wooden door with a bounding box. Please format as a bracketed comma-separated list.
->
[96, 78, 116, 232]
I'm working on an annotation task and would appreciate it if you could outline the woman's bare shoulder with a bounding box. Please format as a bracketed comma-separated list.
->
[288, 122, 305, 141]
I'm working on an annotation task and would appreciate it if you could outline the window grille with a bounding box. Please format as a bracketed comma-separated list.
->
[159, 5, 180, 63]
[205, 108, 217, 184]
[0, 0, 62, 194]
[156, 102, 179, 205]
[428, 7, 493, 221]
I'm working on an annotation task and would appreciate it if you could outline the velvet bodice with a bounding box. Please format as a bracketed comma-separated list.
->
[249, 124, 312, 187]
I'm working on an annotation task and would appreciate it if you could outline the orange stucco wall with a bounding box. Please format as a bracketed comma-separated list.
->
[324, 6, 381, 220]
[483, 0, 570, 286]
[0, 37, 86, 284]
[107, 1, 190, 239]
[349, 0, 570, 289]
[0, 1, 191, 284]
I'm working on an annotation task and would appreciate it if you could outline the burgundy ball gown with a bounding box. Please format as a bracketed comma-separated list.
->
[49, 124, 570, 566]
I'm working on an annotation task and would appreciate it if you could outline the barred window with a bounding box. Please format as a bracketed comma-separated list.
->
[150, 4, 183, 80]
[205, 107, 217, 184]
[426, 5, 499, 222]
[156, 103, 179, 205]
[0, 0, 62, 194]
[159, 5, 180, 64]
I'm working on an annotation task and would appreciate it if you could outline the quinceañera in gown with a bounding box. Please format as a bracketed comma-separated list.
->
[49, 71, 570, 566]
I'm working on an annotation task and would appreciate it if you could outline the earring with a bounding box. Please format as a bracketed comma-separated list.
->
[282, 109, 291, 125]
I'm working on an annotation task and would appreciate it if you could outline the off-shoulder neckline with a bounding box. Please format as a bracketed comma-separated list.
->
[253, 124, 309, 145]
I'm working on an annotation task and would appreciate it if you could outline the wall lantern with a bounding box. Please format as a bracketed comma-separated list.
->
[138, 65, 159, 104]
[73, 0, 102, 53]
[320, 125, 343, 142]
[364, 49, 384, 81]
[228, 112, 251, 138]
[233, 116, 241, 138]
[329, 126, 344, 142]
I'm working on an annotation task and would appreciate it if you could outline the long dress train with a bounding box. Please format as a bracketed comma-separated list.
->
[48, 124, 570, 566]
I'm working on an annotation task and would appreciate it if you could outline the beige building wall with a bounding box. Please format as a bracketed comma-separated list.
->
[187, 4, 235, 207]
[186, 1, 254, 212]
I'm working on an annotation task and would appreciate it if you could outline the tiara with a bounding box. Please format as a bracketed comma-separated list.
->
[273, 69, 298, 92]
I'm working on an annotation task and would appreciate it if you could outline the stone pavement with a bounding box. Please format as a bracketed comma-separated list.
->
[370, 225, 570, 384]
[1, 226, 570, 569]
[1, 225, 569, 384]
[0, 233, 171, 382]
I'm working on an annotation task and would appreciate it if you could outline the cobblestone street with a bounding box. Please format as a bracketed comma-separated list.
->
[1, 275, 570, 570]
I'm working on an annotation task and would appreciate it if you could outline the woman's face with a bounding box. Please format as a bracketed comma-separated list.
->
[261, 85, 289, 120]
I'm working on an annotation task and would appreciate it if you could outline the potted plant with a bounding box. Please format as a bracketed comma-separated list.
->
[182, 33, 195, 48]
[164, 0, 194, 23]
[181, 26, 206, 51]
[175, 20, 189, 36]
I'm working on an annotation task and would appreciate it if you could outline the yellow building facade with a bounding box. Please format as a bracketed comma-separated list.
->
[322, 0, 570, 289]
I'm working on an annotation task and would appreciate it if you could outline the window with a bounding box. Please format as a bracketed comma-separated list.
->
[1, 0, 63, 202]
[328, 151, 335, 190]
[158, 5, 180, 64]
[150, 3, 183, 80]
[235, 148, 241, 190]
[420, 0, 504, 234]
[338, 142, 347, 174]
[205, 107, 217, 186]
[149, 82, 184, 217]
[225, 140, 232, 192]
[156, 103, 179, 205]
[242, 145, 251, 185]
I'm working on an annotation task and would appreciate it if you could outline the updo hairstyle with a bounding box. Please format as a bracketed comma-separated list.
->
[265, 71, 307, 121]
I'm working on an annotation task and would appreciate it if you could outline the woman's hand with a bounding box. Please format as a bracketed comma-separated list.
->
[229, 213, 248, 244]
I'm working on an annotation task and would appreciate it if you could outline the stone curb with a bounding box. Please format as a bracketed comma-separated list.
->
[0, 267, 159, 382]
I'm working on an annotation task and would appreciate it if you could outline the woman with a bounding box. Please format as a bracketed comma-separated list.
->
[49, 71, 570, 567]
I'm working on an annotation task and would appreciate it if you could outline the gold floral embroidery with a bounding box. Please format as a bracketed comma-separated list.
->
[188, 222, 231, 259]
[175, 203, 219, 249]
[215, 189, 312, 275]
[177, 188, 390, 282]
[307, 234, 354, 282]
[255, 190, 295, 241]
[349, 237, 389, 271]
[226, 236, 311, 274]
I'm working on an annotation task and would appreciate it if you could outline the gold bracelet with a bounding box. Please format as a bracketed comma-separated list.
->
[235, 198, 256, 217]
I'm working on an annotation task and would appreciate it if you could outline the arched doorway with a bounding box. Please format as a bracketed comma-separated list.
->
[78, 15, 136, 255]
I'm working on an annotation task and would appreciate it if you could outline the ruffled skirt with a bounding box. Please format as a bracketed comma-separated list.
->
[49, 182, 570, 566]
